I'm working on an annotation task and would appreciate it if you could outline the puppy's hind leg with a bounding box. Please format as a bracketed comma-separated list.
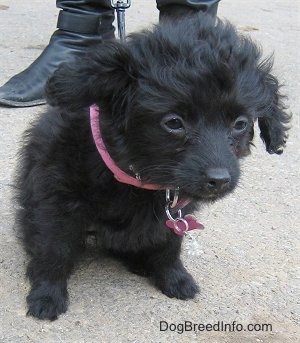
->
[20, 205, 85, 320]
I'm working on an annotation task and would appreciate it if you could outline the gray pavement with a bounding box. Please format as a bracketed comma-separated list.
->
[0, 0, 299, 342]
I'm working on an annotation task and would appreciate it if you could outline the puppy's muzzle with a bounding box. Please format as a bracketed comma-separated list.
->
[204, 168, 231, 194]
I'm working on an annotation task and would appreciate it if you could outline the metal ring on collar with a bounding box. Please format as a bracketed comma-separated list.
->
[165, 203, 182, 222]
[173, 217, 189, 234]
[166, 187, 179, 209]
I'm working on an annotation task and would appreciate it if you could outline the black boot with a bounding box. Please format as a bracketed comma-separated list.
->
[0, 0, 114, 107]
[157, 0, 220, 20]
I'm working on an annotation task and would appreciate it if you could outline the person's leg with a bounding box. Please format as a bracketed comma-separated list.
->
[0, 0, 114, 107]
[157, 0, 220, 20]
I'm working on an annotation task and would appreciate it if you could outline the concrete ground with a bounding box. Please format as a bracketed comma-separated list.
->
[0, 0, 299, 342]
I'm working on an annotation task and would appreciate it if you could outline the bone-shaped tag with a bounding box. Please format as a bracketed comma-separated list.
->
[166, 214, 204, 236]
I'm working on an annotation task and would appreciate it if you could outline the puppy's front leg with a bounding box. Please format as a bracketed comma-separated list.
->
[149, 235, 199, 300]
[26, 242, 76, 320]
[23, 212, 83, 320]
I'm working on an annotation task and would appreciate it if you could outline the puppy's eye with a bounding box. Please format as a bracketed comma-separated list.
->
[232, 116, 248, 135]
[161, 114, 185, 136]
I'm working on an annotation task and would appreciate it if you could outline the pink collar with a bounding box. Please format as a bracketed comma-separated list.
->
[90, 104, 162, 190]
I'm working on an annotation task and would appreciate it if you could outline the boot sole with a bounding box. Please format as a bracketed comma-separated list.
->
[0, 98, 46, 108]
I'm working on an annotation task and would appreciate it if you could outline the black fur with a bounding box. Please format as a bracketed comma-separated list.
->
[15, 14, 291, 320]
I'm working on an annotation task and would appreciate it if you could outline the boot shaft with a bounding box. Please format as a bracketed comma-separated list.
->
[57, 0, 113, 13]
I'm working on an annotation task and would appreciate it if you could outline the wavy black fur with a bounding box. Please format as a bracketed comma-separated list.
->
[15, 14, 291, 320]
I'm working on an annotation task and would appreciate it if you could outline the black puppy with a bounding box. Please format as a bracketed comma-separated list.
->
[16, 14, 290, 320]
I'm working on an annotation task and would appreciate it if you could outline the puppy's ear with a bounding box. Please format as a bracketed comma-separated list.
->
[256, 58, 291, 155]
[46, 41, 135, 111]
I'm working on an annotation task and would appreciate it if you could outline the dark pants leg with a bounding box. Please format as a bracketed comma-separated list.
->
[157, 0, 220, 20]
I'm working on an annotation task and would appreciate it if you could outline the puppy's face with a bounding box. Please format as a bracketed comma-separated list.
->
[46, 14, 290, 203]
[124, 108, 247, 202]
[123, 80, 252, 202]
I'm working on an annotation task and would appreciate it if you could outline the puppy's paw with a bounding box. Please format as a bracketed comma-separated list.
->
[26, 281, 68, 320]
[154, 267, 199, 300]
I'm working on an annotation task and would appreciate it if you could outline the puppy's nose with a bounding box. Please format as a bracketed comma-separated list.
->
[205, 168, 231, 193]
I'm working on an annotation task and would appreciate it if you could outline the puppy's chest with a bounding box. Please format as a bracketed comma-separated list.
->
[91, 190, 169, 252]
[96, 221, 169, 253]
